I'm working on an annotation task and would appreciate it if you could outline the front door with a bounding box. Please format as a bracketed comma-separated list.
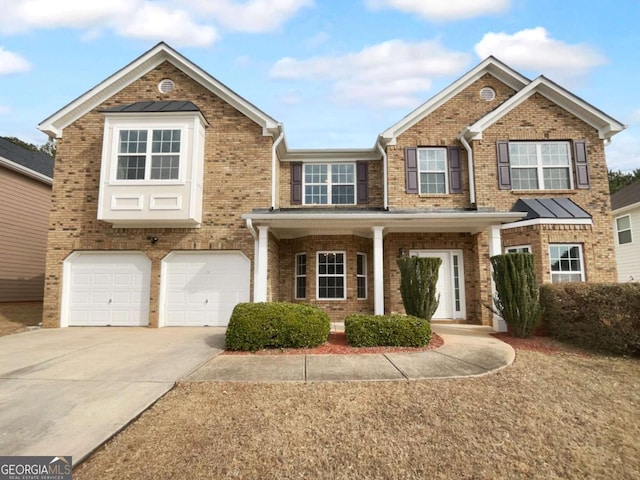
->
[410, 250, 465, 320]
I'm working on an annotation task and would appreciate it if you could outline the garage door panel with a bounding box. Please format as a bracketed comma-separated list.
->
[163, 252, 250, 327]
[66, 253, 150, 326]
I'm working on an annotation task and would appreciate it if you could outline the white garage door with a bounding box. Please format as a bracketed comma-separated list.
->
[163, 252, 250, 326]
[66, 252, 151, 326]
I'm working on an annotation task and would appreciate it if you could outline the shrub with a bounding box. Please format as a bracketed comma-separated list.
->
[396, 256, 441, 320]
[490, 253, 541, 338]
[540, 283, 640, 356]
[344, 313, 432, 347]
[225, 302, 330, 351]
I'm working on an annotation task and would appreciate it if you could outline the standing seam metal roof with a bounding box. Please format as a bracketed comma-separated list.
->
[511, 198, 591, 220]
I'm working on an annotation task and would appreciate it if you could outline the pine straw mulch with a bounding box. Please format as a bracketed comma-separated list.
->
[74, 341, 640, 480]
[222, 331, 444, 355]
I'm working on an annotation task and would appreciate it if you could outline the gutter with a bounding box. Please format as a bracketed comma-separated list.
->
[271, 125, 285, 210]
[376, 139, 389, 210]
[458, 131, 476, 205]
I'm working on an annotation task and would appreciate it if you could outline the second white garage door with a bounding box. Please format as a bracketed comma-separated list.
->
[162, 251, 250, 326]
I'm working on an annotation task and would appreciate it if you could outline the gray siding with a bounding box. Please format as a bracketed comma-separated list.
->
[0, 166, 51, 301]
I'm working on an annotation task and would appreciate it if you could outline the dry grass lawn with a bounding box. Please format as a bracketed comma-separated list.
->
[0, 302, 42, 336]
[74, 344, 640, 480]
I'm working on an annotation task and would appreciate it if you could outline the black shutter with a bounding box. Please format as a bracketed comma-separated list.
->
[496, 141, 511, 190]
[405, 147, 418, 193]
[291, 162, 302, 204]
[448, 147, 462, 193]
[356, 161, 368, 204]
[574, 140, 590, 189]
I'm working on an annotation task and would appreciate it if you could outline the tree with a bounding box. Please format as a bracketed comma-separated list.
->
[2, 136, 56, 158]
[396, 256, 441, 321]
[609, 169, 640, 194]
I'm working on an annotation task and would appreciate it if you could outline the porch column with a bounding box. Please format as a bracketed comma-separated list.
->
[372, 226, 384, 315]
[488, 224, 506, 332]
[254, 226, 269, 302]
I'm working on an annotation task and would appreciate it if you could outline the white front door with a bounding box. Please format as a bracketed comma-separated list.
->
[65, 252, 151, 326]
[410, 250, 465, 320]
[161, 252, 250, 327]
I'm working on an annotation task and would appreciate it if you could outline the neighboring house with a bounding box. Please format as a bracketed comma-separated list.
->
[0, 137, 54, 302]
[37, 43, 625, 330]
[611, 180, 640, 282]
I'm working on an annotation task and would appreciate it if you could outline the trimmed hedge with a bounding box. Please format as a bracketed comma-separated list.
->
[344, 314, 432, 347]
[540, 283, 640, 356]
[225, 302, 330, 351]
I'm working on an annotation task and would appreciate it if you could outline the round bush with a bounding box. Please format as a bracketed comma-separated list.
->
[344, 313, 432, 347]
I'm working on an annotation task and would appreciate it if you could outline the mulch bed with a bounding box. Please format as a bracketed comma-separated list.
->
[223, 331, 444, 355]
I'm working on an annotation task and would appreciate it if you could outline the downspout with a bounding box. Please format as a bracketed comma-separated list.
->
[458, 133, 476, 205]
[271, 124, 285, 210]
[376, 140, 389, 210]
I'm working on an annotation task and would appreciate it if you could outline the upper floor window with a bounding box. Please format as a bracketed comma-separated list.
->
[418, 148, 447, 194]
[549, 244, 584, 283]
[616, 215, 632, 245]
[117, 129, 181, 181]
[509, 142, 572, 190]
[304, 164, 355, 205]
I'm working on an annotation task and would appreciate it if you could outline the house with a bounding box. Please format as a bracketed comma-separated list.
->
[611, 180, 640, 282]
[37, 42, 625, 331]
[0, 137, 54, 302]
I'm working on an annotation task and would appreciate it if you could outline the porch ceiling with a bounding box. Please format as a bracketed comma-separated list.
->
[243, 210, 526, 239]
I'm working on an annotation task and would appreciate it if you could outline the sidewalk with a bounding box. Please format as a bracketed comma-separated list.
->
[185, 324, 515, 382]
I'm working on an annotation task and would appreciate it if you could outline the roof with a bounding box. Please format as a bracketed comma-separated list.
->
[379, 56, 530, 145]
[463, 76, 626, 141]
[511, 198, 591, 220]
[0, 137, 54, 183]
[611, 180, 640, 212]
[101, 101, 200, 113]
[39, 42, 280, 139]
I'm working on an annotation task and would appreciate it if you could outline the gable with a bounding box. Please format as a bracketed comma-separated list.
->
[39, 42, 279, 139]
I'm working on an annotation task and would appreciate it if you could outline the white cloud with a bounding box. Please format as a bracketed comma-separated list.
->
[0, 47, 31, 74]
[270, 39, 470, 107]
[474, 27, 606, 78]
[607, 130, 640, 172]
[0, 0, 217, 46]
[366, 0, 510, 21]
[0, 105, 12, 114]
[185, 0, 314, 33]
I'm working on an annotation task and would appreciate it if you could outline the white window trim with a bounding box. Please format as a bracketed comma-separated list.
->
[316, 251, 346, 301]
[505, 245, 532, 254]
[549, 244, 585, 283]
[294, 252, 307, 300]
[303, 163, 356, 206]
[417, 147, 448, 194]
[509, 141, 573, 191]
[615, 215, 633, 245]
[356, 252, 367, 300]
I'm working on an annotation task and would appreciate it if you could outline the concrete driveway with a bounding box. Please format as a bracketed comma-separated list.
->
[0, 327, 225, 464]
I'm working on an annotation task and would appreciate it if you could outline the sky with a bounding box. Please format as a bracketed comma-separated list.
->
[0, 0, 639, 172]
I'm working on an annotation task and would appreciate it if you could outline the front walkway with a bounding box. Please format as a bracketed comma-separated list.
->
[186, 324, 515, 382]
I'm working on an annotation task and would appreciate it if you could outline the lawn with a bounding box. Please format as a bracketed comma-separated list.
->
[74, 343, 640, 480]
[0, 302, 42, 336]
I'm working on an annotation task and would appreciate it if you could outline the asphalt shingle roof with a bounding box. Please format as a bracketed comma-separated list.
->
[0, 137, 54, 179]
[611, 180, 640, 211]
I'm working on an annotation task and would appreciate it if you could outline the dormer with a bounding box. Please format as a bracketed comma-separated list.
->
[97, 101, 207, 227]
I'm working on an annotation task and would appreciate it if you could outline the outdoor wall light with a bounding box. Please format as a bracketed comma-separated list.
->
[399, 247, 406, 257]
[147, 236, 159, 245]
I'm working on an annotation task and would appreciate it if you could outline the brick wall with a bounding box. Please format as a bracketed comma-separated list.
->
[43, 61, 273, 327]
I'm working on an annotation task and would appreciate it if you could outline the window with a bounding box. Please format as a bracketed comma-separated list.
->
[116, 128, 181, 181]
[452, 254, 461, 312]
[295, 253, 307, 299]
[549, 244, 584, 283]
[317, 252, 345, 299]
[356, 253, 367, 299]
[505, 245, 531, 254]
[418, 148, 447, 194]
[616, 215, 632, 245]
[304, 164, 355, 205]
[509, 142, 571, 190]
